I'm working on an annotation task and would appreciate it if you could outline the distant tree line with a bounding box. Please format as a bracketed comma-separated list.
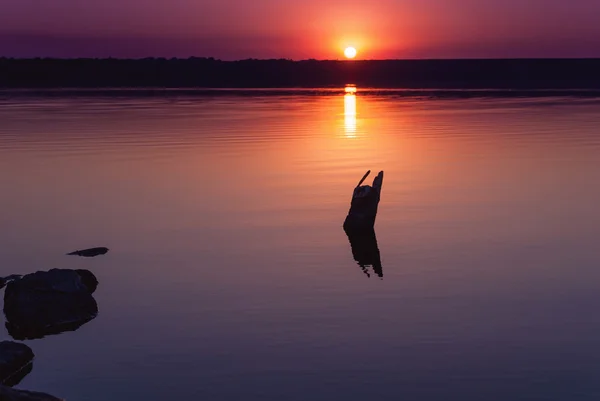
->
[1, 58, 599, 89]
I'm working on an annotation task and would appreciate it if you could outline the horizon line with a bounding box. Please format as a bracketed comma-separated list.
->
[2, 57, 600, 62]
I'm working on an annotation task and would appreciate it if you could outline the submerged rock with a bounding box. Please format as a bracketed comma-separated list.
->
[67, 247, 109, 257]
[4, 269, 99, 340]
[0, 341, 34, 386]
[0, 385, 63, 401]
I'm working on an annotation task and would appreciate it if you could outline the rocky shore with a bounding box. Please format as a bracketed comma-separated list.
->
[0, 250, 105, 400]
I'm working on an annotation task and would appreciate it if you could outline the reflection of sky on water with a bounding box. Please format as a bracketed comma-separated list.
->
[2, 95, 600, 401]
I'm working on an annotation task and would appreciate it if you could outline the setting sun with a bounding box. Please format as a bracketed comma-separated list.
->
[344, 47, 357, 59]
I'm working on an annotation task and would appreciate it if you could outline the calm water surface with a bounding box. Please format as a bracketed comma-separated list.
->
[1, 90, 600, 400]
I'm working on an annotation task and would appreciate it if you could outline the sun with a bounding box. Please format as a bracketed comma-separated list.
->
[344, 47, 357, 59]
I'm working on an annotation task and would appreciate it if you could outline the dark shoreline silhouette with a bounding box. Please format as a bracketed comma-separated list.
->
[2, 58, 600, 90]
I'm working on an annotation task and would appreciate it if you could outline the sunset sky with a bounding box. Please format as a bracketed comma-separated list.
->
[1, 0, 599, 59]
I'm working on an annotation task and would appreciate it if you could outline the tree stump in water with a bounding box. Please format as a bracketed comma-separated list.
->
[343, 170, 384, 278]
[343, 170, 384, 231]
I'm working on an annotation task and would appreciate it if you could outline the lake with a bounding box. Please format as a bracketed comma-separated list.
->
[1, 89, 600, 401]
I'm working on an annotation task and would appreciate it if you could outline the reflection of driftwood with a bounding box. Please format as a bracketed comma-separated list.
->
[4, 269, 99, 340]
[343, 170, 384, 231]
[345, 227, 383, 278]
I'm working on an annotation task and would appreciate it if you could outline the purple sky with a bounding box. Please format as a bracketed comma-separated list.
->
[1, 0, 599, 59]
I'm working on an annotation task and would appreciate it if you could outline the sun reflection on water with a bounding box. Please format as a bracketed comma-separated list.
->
[344, 86, 357, 136]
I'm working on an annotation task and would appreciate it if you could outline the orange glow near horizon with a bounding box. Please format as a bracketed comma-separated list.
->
[4, 0, 600, 59]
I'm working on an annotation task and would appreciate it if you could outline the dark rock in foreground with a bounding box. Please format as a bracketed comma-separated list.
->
[0, 385, 63, 401]
[67, 246, 109, 257]
[0, 341, 34, 386]
[0, 275, 23, 290]
[2, 362, 32, 388]
[4, 269, 99, 340]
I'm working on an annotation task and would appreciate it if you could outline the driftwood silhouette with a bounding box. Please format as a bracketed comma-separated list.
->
[343, 170, 384, 231]
[343, 170, 384, 278]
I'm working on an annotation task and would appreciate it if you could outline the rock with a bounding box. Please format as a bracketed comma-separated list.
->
[0, 342, 34, 386]
[2, 362, 32, 388]
[4, 269, 99, 340]
[67, 246, 109, 257]
[343, 170, 384, 231]
[0, 385, 63, 401]
[0, 276, 22, 291]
